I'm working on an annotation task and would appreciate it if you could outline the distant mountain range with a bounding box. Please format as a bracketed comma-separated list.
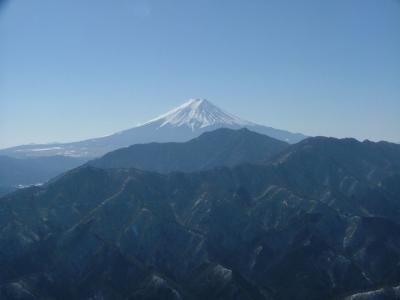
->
[0, 99, 306, 158]
[1, 130, 400, 300]
[0, 155, 86, 196]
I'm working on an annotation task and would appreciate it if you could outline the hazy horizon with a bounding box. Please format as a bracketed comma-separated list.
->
[0, 97, 398, 150]
[1, 0, 399, 148]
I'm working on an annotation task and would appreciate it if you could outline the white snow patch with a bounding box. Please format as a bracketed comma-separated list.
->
[17, 183, 43, 189]
[347, 284, 400, 299]
[151, 275, 166, 286]
[214, 264, 233, 281]
[140, 99, 254, 130]
[17, 146, 62, 152]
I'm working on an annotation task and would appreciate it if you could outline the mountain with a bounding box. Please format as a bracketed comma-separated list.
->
[1, 137, 400, 299]
[0, 155, 86, 196]
[90, 128, 289, 172]
[0, 128, 288, 197]
[0, 99, 306, 158]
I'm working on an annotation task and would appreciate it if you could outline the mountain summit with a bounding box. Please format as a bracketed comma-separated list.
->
[142, 98, 253, 130]
[0, 99, 306, 158]
[90, 128, 289, 172]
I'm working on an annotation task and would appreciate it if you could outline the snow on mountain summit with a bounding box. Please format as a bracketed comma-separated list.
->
[143, 99, 253, 130]
[1, 98, 307, 158]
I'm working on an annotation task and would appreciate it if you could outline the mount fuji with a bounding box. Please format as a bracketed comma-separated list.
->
[1, 99, 306, 158]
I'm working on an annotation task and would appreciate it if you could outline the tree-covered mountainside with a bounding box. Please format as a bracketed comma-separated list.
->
[90, 128, 289, 172]
[1, 136, 400, 300]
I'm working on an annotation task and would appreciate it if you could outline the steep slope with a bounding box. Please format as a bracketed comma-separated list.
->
[1, 137, 400, 299]
[90, 128, 289, 172]
[272, 137, 400, 216]
[0, 99, 306, 158]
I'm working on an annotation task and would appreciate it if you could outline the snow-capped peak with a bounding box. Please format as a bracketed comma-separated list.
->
[143, 98, 253, 130]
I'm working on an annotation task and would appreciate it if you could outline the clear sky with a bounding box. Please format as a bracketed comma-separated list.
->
[1, 0, 399, 148]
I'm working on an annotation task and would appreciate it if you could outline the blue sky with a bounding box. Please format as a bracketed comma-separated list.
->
[1, 0, 399, 148]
